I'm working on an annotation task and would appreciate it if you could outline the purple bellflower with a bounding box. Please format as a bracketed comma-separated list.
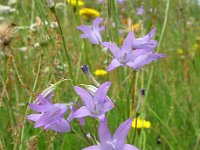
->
[132, 28, 158, 50]
[77, 17, 104, 45]
[83, 117, 139, 150]
[71, 82, 114, 120]
[27, 95, 70, 133]
[102, 29, 165, 71]
[137, 6, 144, 16]
[68, 101, 85, 125]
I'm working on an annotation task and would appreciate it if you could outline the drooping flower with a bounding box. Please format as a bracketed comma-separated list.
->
[71, 82, 114, 120]
[27, 93, 70, 133]
[137, 6, 144, 16]
[67, 0, 84, 7]
[83, 117, 139, 150]
[132, 118, 151, 129]
[77, 17, 104, 45]
[79, 8, 100, 18]
[102, 29, 165, 71]
[94, 69, 107, 76]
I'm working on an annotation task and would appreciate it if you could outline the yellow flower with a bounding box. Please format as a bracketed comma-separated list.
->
[94, 69, 107, 76]
[79, 8, 100, 18]
[177, 49, 184, 54]
[131, 23, 140, 31]
[194, 43, 199, 49]
[132, 118, 151, 129]
[67, 0, 84, 7]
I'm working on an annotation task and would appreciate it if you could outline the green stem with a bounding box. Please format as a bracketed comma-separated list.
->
[129, 71, 137, 117]
[144, 0, 170, 101]
[51, 8, 75, 84]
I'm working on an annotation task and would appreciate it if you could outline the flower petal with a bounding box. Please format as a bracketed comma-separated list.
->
[101, 42, 120, 58]
[121, 31, 134, 51]
[93, 17, 103, 29]
[98, 116, 112, 145]
[113, 118, 133, 149]
[123, 144, 139, 150]
[70, 106, 93, 120]
[29, 103, 54, 112]
[101, 101, 114, 114]
[47, 118, 71, 133]
[74, 86, 94, 109]
[94, 82, 111, 103]
[82, 145, 101, 150]
[34, 107, 62, 128]
[27, 114, 42, 121]
[77, 25, 91, 33]
[107, 59, 122, 72]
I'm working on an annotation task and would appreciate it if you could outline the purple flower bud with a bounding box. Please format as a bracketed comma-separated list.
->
[81, 65, 90, 74]
[140, 89, 145, 96]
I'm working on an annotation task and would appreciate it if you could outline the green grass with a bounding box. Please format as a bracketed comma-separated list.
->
[0, 0, 200, 149]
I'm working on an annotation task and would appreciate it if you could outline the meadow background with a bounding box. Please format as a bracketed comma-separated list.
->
[0, 0, 200, 149]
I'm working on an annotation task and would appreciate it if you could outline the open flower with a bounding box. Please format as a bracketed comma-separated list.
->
[27, 94, 70, 133]
[67, 0, 84, 7]
[77, 17, 104, 45]
[71, 82, 114, 120]
[132, 118, 151, 129]
[94, 69, 107, 76]
[102, 29, 165, 71]
[79, 8, 100, 18]
[132, 28, 158, 50]
[83, 117, 138, 150]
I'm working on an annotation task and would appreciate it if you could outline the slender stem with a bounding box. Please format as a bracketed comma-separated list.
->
[51, 8, 75, 84]
[113, 0, 120, 45]
[129, 71, 137, 117]
[144, 0, 170, 101]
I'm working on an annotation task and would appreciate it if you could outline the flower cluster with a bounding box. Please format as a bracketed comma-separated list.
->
[27, 86, 70, 133]
[27, 81, 114, 132]
[77, 17, 165, 72]
[27, 2, 164, 149]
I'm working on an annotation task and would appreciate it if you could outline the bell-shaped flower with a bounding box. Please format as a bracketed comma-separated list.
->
[77, 17, 104, 45]
[102, 29, 165, 72]
[132, 28, 157, 50]
[83, 117, 139, 150]
[27, 95, 70, 133]
[71, 82, 114, 120]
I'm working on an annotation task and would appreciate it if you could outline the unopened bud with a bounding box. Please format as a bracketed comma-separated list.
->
[140, 89, 145, 96]
[81, 65, 90, 74]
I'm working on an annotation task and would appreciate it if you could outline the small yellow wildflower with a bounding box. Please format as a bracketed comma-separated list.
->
[67, 0, 84, 7]
[131, 23, 140, 32]
[177, 49, 184, 54]
[94, 69, 107, 76]
[194, 43, 199, 49]
[79, 8, 100, 18]
[132, 118, 151, 129]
